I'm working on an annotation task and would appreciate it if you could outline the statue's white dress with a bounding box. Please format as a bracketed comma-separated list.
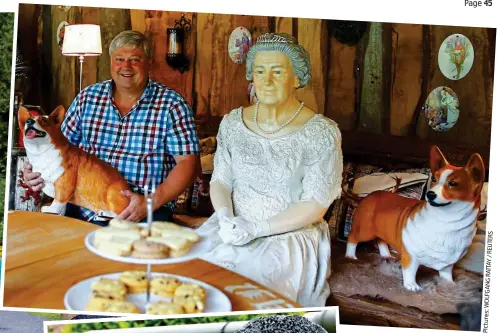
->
[197, 107, 343, 307]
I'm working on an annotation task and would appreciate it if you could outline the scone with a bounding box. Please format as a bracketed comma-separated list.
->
[174, 284, 206, 301]
[174, 294, 205, 313]
[146, 236, 193, 257]
[86, 296, 109, 311]
[86, 297, 140, 314]
[146, 301, 185, 315]
[131, 240, 169, 259]
[150, 276, 182, 298]
[173, 284, 206, 313]
[102, 300, 141, 314]
[119, 271, 148, 293]
[91, 278, 127, 301]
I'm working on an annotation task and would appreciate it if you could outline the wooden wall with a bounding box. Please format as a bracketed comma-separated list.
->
[16, 4, 495, 161]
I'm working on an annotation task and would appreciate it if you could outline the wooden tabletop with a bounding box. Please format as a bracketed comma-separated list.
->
[3, 211, 300, 314]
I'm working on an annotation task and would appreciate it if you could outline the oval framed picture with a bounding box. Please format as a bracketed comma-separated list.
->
[228, 27, 252, 64]
[56, 21, 69, 50]
[423, 86, 460, 132]
[438, 33, 474, 80]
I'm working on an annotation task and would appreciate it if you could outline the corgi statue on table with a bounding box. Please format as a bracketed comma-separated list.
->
[18, 105, 131, 219]
[345, 145, 485, 292]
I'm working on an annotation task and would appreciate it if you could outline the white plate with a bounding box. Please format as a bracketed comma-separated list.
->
[64, 272, 232, 314]
[85, 223, 211, 265]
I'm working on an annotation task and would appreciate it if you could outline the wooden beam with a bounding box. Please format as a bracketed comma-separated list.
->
[358, 22, 391, 134]
[97, 8, 132, 82]
[326, 21, 358, 130]
[328, 293, 460, 330]
[390, 24, 424, 136]
[295, 19, 328, 114]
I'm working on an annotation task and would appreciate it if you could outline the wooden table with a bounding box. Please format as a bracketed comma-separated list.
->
[3, 211, 300, 313]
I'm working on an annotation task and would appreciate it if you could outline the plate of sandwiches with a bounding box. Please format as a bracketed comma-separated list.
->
[64, 271, 232, 315]
[85, 219, 211, 264]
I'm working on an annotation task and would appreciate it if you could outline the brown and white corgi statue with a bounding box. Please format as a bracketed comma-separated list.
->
[18, 105, 131, 219]
[345, 145, 485, 291]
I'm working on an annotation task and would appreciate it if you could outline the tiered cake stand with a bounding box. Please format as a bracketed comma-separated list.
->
[64, 202, 231, 314]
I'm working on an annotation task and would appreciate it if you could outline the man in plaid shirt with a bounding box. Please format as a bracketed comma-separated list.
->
[23, 30, 201, 224]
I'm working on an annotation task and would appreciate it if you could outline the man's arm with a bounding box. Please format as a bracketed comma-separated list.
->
[117, 155, 200, 222]
[153, 154, 201, 209]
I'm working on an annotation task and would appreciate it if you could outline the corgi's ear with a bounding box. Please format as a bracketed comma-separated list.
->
[429, 145, 449, 173]
[49, 105, 66, 126]
[17, 106, 31, 134]
[466, 152, 486, 190]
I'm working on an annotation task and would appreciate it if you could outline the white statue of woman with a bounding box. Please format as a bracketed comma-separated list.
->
[197, 32, 343, 307]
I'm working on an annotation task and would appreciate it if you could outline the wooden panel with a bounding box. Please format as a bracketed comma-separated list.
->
[79, 6, 100, 91]
[193, 13, 215, 127]
[275, 18, 329, 115]
[417, 26, 493, 148]
[17, 4, 42, 105]
[341, 130, 490, 171]
[390, 24, 423, 136]
[17, 4, 496, 156]
[38, 5, 51, 112]
[326, 31, 357, 130]
[143, 11, 196, 105]
[275, 17, 293, 35]
[49, 5, 77, 110]
[97, 8, 132, 82]
[194, 13, 270, 124]
[295, 19, 328, 114]
[130, 9, 147, 34]
[358, 22, 392, 134]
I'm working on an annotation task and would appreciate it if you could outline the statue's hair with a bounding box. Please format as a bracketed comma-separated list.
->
[245, 32, 311, 88]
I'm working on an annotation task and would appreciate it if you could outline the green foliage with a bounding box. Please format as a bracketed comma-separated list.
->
[28, 312, 65, 320]
[0, 12, 14, 245]
[59, 312, 307, 332]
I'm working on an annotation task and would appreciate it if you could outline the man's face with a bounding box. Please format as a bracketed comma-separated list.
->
[110, 46, 150, 92]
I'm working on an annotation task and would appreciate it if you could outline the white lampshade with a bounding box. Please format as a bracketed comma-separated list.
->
[62, 24, 103, 56]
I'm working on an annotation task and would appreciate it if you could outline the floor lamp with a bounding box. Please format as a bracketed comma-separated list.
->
[61, 24, 103, 92]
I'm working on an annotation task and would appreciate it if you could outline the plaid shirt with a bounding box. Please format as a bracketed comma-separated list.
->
[61, 78, 200, 221]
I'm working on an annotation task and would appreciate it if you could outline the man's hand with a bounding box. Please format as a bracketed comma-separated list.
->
[116, 190, 147, 222]
[23, 162, 44, 191]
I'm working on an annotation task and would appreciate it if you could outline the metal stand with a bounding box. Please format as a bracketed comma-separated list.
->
[144, 178, 156, 305]
[146, 263, 152, 304]
[78, 55, 84, 92]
